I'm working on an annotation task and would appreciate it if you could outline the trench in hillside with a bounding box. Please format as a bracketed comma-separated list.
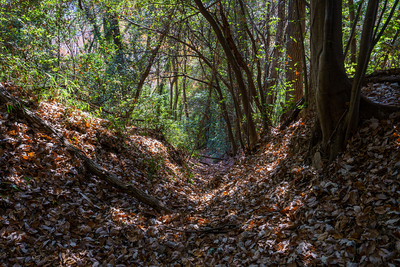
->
[1, 79, 400, 265]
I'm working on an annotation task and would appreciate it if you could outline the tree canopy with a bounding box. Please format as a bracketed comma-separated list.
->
[1, 0, 399, 158]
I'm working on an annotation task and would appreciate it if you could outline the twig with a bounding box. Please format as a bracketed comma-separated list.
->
[164, 224, 237, 234]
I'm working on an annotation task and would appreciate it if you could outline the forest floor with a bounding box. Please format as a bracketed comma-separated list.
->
[1, 80, 400, 266]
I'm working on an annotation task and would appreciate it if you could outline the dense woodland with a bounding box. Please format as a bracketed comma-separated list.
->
[1, 0, 400, 266]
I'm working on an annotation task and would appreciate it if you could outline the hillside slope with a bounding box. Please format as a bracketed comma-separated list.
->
[1, 82, 400, 266]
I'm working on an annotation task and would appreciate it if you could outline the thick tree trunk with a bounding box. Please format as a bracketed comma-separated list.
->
[311, 0, 352, 159]
[0, 84, 172, 214]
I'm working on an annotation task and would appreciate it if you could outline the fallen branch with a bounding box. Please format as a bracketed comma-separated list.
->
[0, 83, 172, 214]
[164, 224, 237, 234]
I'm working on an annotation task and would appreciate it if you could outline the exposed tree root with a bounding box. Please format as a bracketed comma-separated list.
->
[360, 94, 400, 119]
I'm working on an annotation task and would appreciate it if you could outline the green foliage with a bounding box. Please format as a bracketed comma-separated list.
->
[1, 0, 398, 158]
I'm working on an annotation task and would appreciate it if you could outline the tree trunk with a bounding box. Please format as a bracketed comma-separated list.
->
[214, 78, 238, 155]
[345, 0, 379, 142]
[348, 0, 357, 64]
[310, 0, 400, 161]
[311, 0, 352, 159]
[78, 0, 103, 54]
[227, 62, 245, 150]
[0, 84, 172, 214]
[382, 29, 399, 67]
[267, 0, 286, 107]
[238, 0, 270, 127]
[104, 12, 124, 69]
[169, 57, 177, 113]
[286, 0, 305, 103]
[194, 0, 258, 145]
[173, 74, 179, 120]
[182, 46, 189, 118]
[134, 25, 169, 102]
[219, 6, 262, 115]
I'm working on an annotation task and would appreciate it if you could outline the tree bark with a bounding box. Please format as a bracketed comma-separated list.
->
[182, 46, 189, 118]
[267, 0, 286, 107]
[78, 0, 103, 54]
[219, 7, 262, 115]
[0, 84, 172, 214]
[237, 0, 270, 127]
[345, 0, 379, 143]
[344, 0, 364, 62]
[214, 78, 238, 155]
[348, 0, 357, 64]
[311, 0, 352, 159]
[104, 11, 124, 69]
[310, 0, 400, 161]
[382, 29, 399, 68]
[286, 0, 305, 103]
[134, 26, 169, 102]
[172, 57, 180, 120]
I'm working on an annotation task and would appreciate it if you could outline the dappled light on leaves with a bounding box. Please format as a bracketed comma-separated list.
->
[1, 79, 400, 265]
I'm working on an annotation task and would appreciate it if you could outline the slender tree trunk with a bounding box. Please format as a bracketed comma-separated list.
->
[214, 78, 238, 155]
[286, 0, 305, 103]
[219, 5, 260, 113]
[238, 0, 270, 127]
[267, 0, 286, 107]
[194, 0, 258, 145]
[182, 46, 189, 118]
[382, 29, 399, 67]
[228, 62, 245, 150]
[104, 12, 124, 69]
[345, 0, 379, 142]
[173, 57, 179, 120]
[79, 0, 103, 54]
[169, 57, 177, 112]
[134, 25, 169, 102]
[348, 0, 357, 64]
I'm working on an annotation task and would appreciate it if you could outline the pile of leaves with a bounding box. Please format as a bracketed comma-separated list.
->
[1, 81, 400, 266]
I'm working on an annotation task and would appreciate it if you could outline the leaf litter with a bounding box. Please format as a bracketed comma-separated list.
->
[0, 82, 400, 266]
